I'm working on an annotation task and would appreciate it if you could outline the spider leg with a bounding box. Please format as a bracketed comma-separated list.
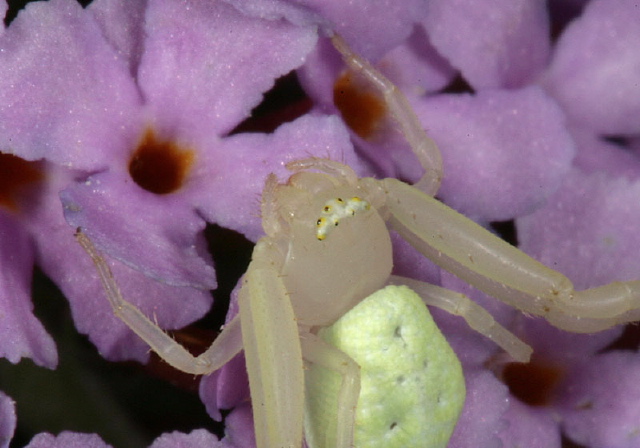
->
[75, 230, 242, 375]
[390, 275, 532, 363]
[331, 34, 443, 195]
[261, 173, 284, 238]
[301, 332, 360, 448]
[238, 239, 305, 448]
[382, 178, 640, 332]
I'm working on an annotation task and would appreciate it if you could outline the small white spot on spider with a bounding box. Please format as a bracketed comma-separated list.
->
[316, 196, 371, 240]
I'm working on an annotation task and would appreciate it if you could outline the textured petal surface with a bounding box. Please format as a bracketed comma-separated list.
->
[25, 432, 113, 448]
[378, 27, 456, 95]
[412, 87, 575, 221]
[192, 115, 362, 242]
[61, 169, 216, 289]
[26, 169, 212, 362]
[497, 399, 561, 448]
[0, 1, 6, 31]
[543, 0, 640, 135]
[520, 316, 622, 366]
[0, 391, 15, 448]
[139, 0, 317, 138]
[0, 213, 57, 368]
[87, 0, 147, 76]
[224, 0, 428, 60]
[0, 0, 142, 169]
[149, 430, 223, 448]
[518, 169, 640, 289]
[571, 127, 640, 181]
[222, 403, 256, 448]
[557, 351, 640, 448]
[423, 0, 550, 88]
[448, 369, 508, 448]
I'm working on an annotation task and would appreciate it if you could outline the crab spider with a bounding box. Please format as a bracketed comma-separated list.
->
[75, 35, 640, 448]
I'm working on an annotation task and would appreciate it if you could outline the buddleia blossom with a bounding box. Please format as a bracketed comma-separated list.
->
[0, 0, 358, 445]
[221, 0, 640, 446]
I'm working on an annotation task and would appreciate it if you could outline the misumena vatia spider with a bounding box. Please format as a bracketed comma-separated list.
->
[76, 35, 640, 448]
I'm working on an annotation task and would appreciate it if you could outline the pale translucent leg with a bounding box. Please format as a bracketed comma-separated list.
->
[390, 275, 532, 363]
[383, 178, 640, 332]
[75, 231, 243, 375]
[238, 239, 305, 448]
[330, 34, 443, 195]
[301, 331, 361, 448]
[260, 173, 284, 238]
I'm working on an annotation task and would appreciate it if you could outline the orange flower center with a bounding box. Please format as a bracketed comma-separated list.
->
[333, 71, 387, 140]
[501, 360, 565, 407]
[129, 129, 195, 195]
[0, 153, 44, 212]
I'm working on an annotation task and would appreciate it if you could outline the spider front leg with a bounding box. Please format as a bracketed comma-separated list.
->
[382, 178, 640, 333]
[330, 34, 443, 195]
[236, 239, 305, 448]
[390, 275, 533, 362]
[75, 230, 243, 375]
[301, 331, 361, 448]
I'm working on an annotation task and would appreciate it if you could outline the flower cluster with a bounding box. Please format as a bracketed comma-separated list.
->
[1, 0, 639, 447]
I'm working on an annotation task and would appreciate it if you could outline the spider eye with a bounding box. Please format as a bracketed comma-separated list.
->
[315, 196, 371, 241]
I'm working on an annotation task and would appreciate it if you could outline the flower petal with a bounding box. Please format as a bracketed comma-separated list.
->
[413, 87, 575, 221]
[557, 351, 640, 448]
[497, 399, 561, 448]
[25, 432, 113, 448]
[222, 403, 256, 448]
[0, 0, 142, 169]
[543, 0, 640, 135]
[27, 169, 212, 362]
[518, 169, 640, 289]
[423, 0, 550, 88]
[138, 0, 317, 138]
[0, 213, 57, 368]
[61, 169, 216, 289]
[193, 115, 362, 242]
[571, 127, 640, 181]
[149, 430, 224, 448]
[87, 0, 148, 76]
[448, 369, 509, 448]
[223, 0, 429, 60]
[0, 391, 16, 448]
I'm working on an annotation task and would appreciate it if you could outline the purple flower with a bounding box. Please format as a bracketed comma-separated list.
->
[542, 0, 640, 136]
[0, 0, 362, 363]
[422, 0, 551, 89]
[0, 391, 15, 448]
[2, 0, 640, 446]
[222, 0, 430, 60]
[0, 196, 57, 368]
[295, 0, 575, 223]
[0, 0, 364, 445]
[255, 0, 640, 446]
[24, 432, 113, 448]
[0, 0, 322, 285]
